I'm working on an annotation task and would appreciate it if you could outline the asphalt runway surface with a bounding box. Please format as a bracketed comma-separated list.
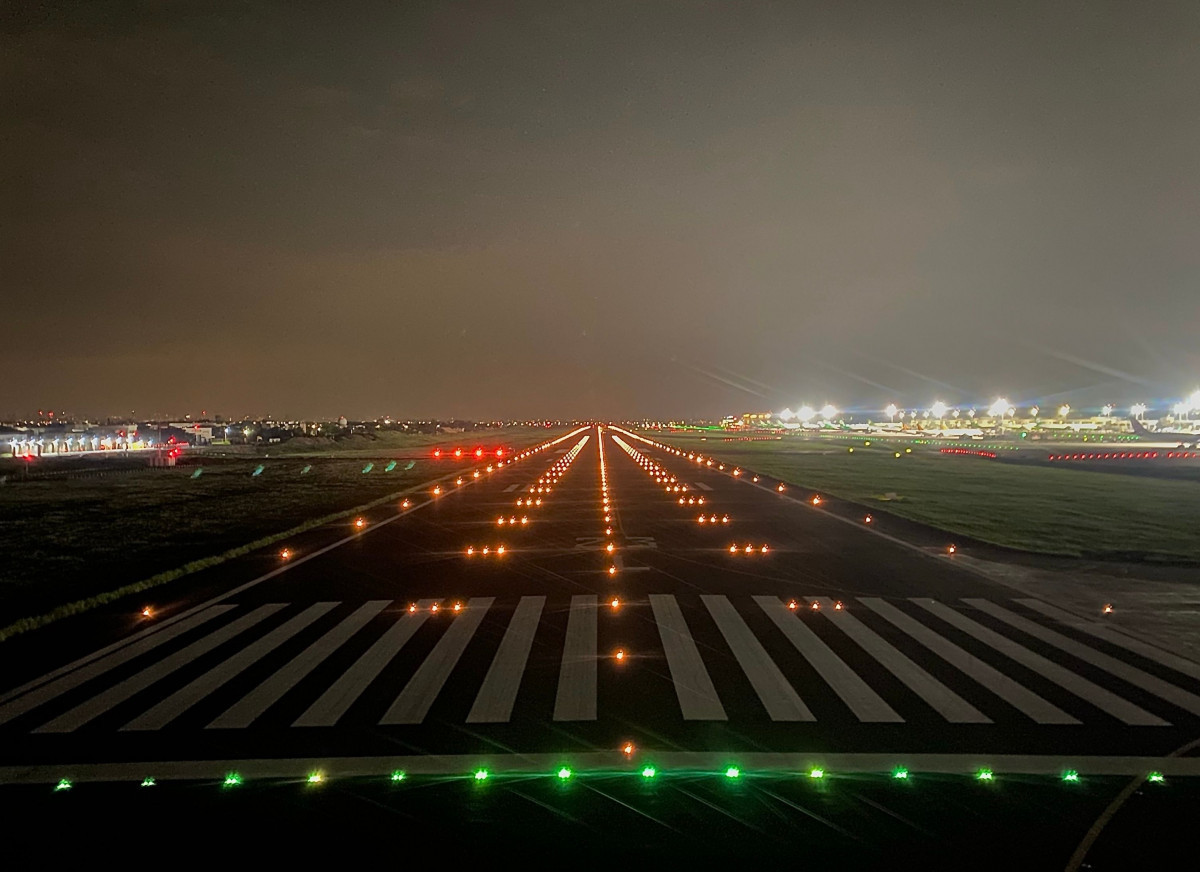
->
[2, 425, 1197, 867]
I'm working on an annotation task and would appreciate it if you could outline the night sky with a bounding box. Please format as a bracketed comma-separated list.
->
[4, 2, 1198, 421]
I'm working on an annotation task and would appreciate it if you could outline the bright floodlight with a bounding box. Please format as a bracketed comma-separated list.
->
[1101, 404, 1114, 417]
[1173, 401, 1188, 416]
[1189, 390, 1200, 412]
[1058, 404, 1071, 418]
[885, 403, 898, 420]
[819, 404, 837, 420]
[1029, 406, 1040, 417]
[779, 408, 795, 421]
[1131, 403, 1147, 418]
[930, 401, 948, 419]
[987, 398, 1011, 418]
[797, 405, 816, 422]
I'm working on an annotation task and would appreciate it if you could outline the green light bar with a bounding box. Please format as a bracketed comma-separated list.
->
[390, 771, 406, 783]
[223, 772, 243, 787]
[54, 778, 72, 792]
[141, 777, 156, 788]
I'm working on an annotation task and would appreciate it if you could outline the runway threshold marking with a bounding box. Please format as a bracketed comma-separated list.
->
[467, 596, 546, 723]
[5, 752, 1199, 784]
[554, 595, 597, 721]
[650, 594, 727, 721]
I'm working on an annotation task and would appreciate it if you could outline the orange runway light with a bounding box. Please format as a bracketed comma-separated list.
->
[141, 606, 153, 618]
[833, 601, 844, 610]
[622, 743, 635, 757]
[280, 548, 291, 560]
[355, 517, 367, 529]
[408, 603, 417, 613]
[787, 600, 798, 610]
[1103, 603, 1114, 614]
[431, 603, 439, 613]
[810, 601, 820, 611]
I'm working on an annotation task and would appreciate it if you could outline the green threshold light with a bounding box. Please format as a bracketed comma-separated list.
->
[1062, 771, 1080, 783]
[725, 767, 741, 779]
[1148, 772, 1165, 784]
[54, 778, 72, 792]
[390, 771, 406, 783]
[809, 768, 825, 779]
[141, 777, 156, 788]
[557, 768, 573, 780]
[976, 769, 994, 782]
[474, 769, 489, 782]
[641, 766, 657, 779]
[892, 768, 909, 780]
[223, 772, 243, 787]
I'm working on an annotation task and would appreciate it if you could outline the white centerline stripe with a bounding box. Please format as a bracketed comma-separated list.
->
[381, 598, 495, 724]
[702, 595, 814, 721]
[811, 597, 989, 724]
[293, 599, 437, 727]
[755, 596, 901, 722]
[914, 599, 1168, 726]
[0, 607, 235, 726]
[122, 602, 338, 731]
[858, 598, 1077, 725]
[467, 596, 545, 723]
[651, 595, 726, 721]
[209, 601, 390, 729]
[554, 595, 597, 721]
[34, 605, 286, 734]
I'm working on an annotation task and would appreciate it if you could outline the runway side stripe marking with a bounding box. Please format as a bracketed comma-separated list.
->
[702, 595, 814, 722]
[292, 599, 438, 727]
[693, 482, 713, 491]
[467, 596, 546, 723]
[755, 596, 902, 723]
[0, 607, 236, 727]
[914, 599, 1168, 727]
[858, 598, 1078, 725]
[650, 595, 727, 721]
[33, 605, 286, 734]
[503, 483, 520, 492]
[381, 598, 496, 725]
[1017, 599, 1200, 682]
[810, 597, 990, 724]
[121, 603, 338, 731]
[553, 595, 597, 721]
[208, 601, 390, 729]
[965, 599, 1200, 718]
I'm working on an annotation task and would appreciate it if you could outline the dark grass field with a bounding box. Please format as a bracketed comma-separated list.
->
[647, 432, 1200, 563]
[0, 427, 560, 628]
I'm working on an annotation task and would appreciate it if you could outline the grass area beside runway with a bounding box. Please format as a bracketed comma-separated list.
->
[646, 432, 1200, 563]
[0, 427, 563, 635]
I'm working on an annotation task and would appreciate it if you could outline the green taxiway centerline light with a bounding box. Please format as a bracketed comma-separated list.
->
[362, 463, 374, 474]
[54, 778, 72, 792]
[1148, 772, 1165, 783]
[557, 767, 573, 780]
[809, 768, 825, 779]
[300, 464, 312, 474]
[385, 460, 397, 472]
[641, 766, 657, 779]
[892, 768, 909, 780]
[141, 777, 156, 787]
[252, 464, 264, 477]
[223, 772, 243, 787]
[1062, 770, 1080, 783]
[190, 468, 202, 479]
[474, 769, 489, 782]
[391, 771, 406, 783]
[725, 767, 741, 779]
[976, 769, 994, 782]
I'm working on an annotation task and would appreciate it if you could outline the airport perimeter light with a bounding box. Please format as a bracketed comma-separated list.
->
[987, 398, 1012, 418]
[930, 401, 948, 420]
[819, 404, 837, 420]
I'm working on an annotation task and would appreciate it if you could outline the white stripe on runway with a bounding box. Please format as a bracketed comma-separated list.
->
[702, 595, 814, 721]
[858, 598, 1078, 724]
[553, 595, 596, 721]
[34, 605, 285, 734]
[651, 595, 726, 720]
[504, 483, 520, 492]
[0, 607, 235, 726]
[694, 482, 713, 491]
[810, 597, 989, 724]
[293, 599, 437, 727]
[209, 601, 390, 729]
[914, 599, 1168, 726]
[381, 598, 495, 724]
[122, 603, 338, 731]
[965, 599, 1200, 718]
[755, 596, 901, 722]
[467, 596, 545, 723]
[1017, 599, 1200, 682]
